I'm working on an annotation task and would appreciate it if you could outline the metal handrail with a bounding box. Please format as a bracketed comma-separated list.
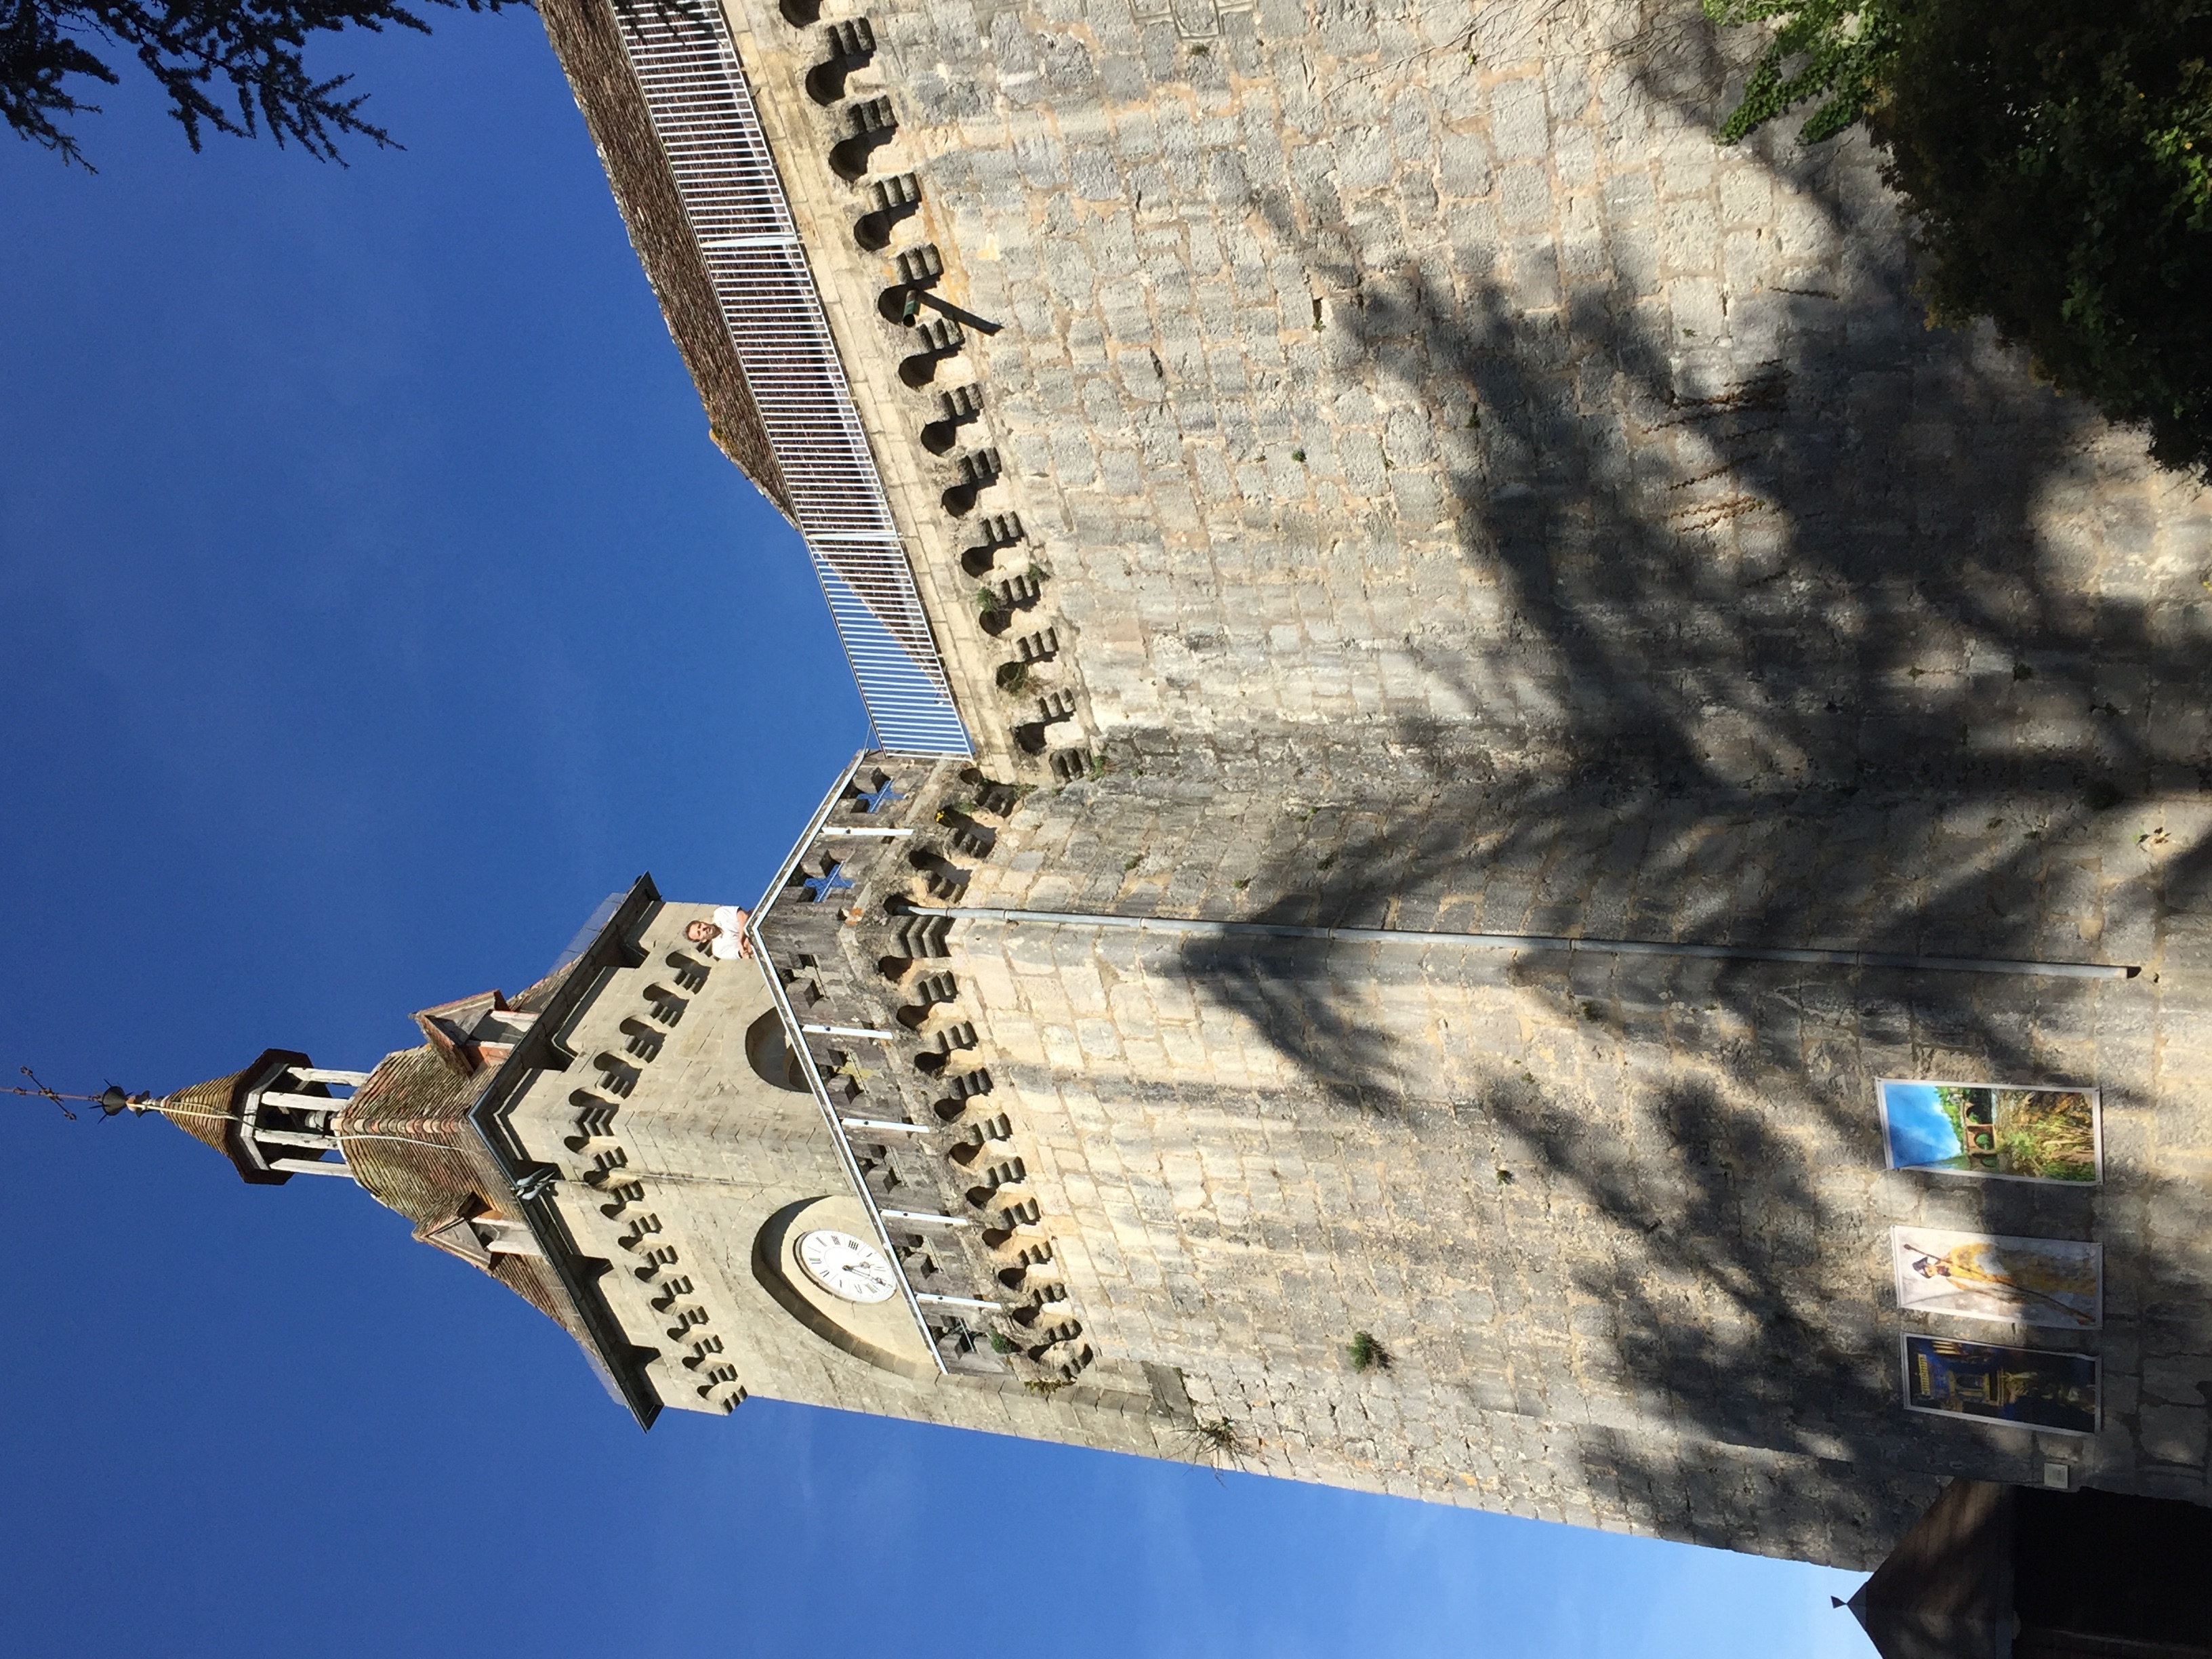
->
[613, 0, 971, 757]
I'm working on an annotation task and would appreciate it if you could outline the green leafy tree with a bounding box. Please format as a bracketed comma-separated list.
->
[1706, 0, 2212, 478]
[1704, 0, 1900, 144]
[2, 0, 517, 167]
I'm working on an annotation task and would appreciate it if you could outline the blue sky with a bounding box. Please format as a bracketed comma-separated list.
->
[1881, 1082, 1963, 1168]
[0, 19, 1873, 1655]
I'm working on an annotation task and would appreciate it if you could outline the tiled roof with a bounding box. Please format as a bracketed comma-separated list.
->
[337, 1036, 603, 1365]
[336, 1042, 492, 1236]
[536, 0, 790, 514]
[161, 1065, 253, 1158]
[509, 962, 578, 1015]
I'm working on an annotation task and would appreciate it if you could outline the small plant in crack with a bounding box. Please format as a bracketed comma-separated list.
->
[1178, 1414, 1254, 1468]
[1345, 1331, 1390, 1373]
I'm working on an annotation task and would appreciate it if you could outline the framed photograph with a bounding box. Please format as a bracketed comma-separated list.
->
[1876, 1078, 2102, 1185]
[1890, 1227, 2102, 1329]
[1902, 1335, 2100, 1436]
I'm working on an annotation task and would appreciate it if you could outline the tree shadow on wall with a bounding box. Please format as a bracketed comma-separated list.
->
[1165, 26, 2212, 1542]
[1175, 19, 2212, 1092]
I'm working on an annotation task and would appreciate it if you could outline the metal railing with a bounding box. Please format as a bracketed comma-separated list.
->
[745, 751, 952, 1374]
[613, 0, 972, 757]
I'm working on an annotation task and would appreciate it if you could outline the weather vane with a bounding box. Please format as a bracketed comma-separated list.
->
[7, 1066, 149, 1123]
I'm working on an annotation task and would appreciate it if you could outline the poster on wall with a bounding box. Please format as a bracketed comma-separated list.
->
[1902, 1335, 2100, 1436]
[1890, 1227, 2102, 1329]
[1876, 1079, 2102, 1185]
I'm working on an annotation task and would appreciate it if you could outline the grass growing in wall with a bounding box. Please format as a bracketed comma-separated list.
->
[1178, 1414, 1254, 1469]
[1346, 1331, 1390, 1373]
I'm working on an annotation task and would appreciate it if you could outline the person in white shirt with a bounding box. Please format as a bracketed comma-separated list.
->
[684, 905, 752, 960]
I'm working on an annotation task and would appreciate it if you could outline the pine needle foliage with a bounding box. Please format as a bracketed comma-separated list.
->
[2, 0, 519, 168]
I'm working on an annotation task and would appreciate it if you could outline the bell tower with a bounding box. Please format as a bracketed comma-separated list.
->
[136, 876, 983, 1429]
[157, 1050, 365, 1185]
[130, 867, 1196, 1460]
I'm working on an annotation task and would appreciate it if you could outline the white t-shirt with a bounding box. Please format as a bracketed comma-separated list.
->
[710, 904, 750, 960]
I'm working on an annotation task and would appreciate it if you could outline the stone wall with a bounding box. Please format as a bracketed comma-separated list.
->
[713, 0, 2212, 790]
[685, 0, 2212, 1544]
[508, 876, 1204, 1458]
[737, 745, 2212, 1566]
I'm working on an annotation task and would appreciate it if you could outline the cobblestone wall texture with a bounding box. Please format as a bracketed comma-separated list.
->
[552, 0, 2212, 1570]
[743, 741, 2209, 1569]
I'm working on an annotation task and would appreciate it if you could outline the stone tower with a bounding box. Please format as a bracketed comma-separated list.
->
[159, 0, 2212, 1575]
[159, 874, 1206, 1446]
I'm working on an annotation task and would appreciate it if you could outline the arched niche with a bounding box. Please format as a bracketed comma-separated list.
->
[744, 1010, 811, 1092]
[750, 1195, 933, 1378]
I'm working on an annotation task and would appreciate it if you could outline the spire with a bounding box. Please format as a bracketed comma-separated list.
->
[153, 1050, 363, 1185]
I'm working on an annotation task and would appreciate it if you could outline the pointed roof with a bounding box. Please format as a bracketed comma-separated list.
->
[333, 1039, 609, 1385]
[1845, 1480, 2013, 1659]
[457, 875, 667, 1426]
[157, 1050, 312, 1186]
[151, 878, 668, 1427]
[329, 874, 667, 1427]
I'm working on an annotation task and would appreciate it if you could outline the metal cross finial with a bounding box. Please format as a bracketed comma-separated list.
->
[8, 1067, 146, 1123]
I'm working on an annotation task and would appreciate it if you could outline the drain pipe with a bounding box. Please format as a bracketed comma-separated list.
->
[909, 906, 2135, 981]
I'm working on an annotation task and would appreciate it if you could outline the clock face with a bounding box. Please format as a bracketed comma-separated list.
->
[796, 1228, 898, 1304]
